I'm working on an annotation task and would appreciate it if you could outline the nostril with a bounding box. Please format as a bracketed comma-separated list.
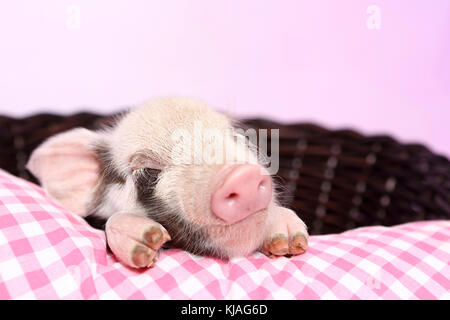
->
[258, 177, 270, 191]
[227, 192, 238, 200]
[258, 181, 266, 190]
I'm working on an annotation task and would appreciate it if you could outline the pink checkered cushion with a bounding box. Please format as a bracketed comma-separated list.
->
[0, 169, 449, 299]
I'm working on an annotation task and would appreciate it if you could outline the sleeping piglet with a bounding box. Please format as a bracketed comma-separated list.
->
[26, 97, 308, 268]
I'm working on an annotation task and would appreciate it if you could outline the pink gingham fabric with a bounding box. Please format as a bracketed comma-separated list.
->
[0, 169, 449, 300]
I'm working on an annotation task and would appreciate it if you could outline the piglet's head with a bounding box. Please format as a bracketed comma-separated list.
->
[27, 97, 276, 259]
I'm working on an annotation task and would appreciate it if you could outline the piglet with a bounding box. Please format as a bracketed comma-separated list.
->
[26, 97, 308, 268]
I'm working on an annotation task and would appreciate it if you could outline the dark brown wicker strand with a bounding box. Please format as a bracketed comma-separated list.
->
[1, 112, 448, 235]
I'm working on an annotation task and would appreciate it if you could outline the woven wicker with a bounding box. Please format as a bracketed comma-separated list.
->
[1, 112, 449, 235]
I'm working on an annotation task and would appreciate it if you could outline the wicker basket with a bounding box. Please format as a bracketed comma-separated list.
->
[1, 112, 448, 235]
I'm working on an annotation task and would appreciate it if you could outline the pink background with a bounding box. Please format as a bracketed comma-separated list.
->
[0, 1, 449, 156]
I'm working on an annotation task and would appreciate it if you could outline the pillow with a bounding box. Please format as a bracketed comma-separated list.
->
[0, 169, 449, 299]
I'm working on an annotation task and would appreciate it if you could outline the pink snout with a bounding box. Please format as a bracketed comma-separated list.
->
[211, 164, 273, 224]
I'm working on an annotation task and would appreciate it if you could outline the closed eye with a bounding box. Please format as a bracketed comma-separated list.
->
[133, 168, 161, 190]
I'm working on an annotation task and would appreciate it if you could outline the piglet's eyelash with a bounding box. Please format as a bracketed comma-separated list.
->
[133, 168, 161, 186]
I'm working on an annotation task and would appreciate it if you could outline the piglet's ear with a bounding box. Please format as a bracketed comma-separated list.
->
[26, 128, 101, 217]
